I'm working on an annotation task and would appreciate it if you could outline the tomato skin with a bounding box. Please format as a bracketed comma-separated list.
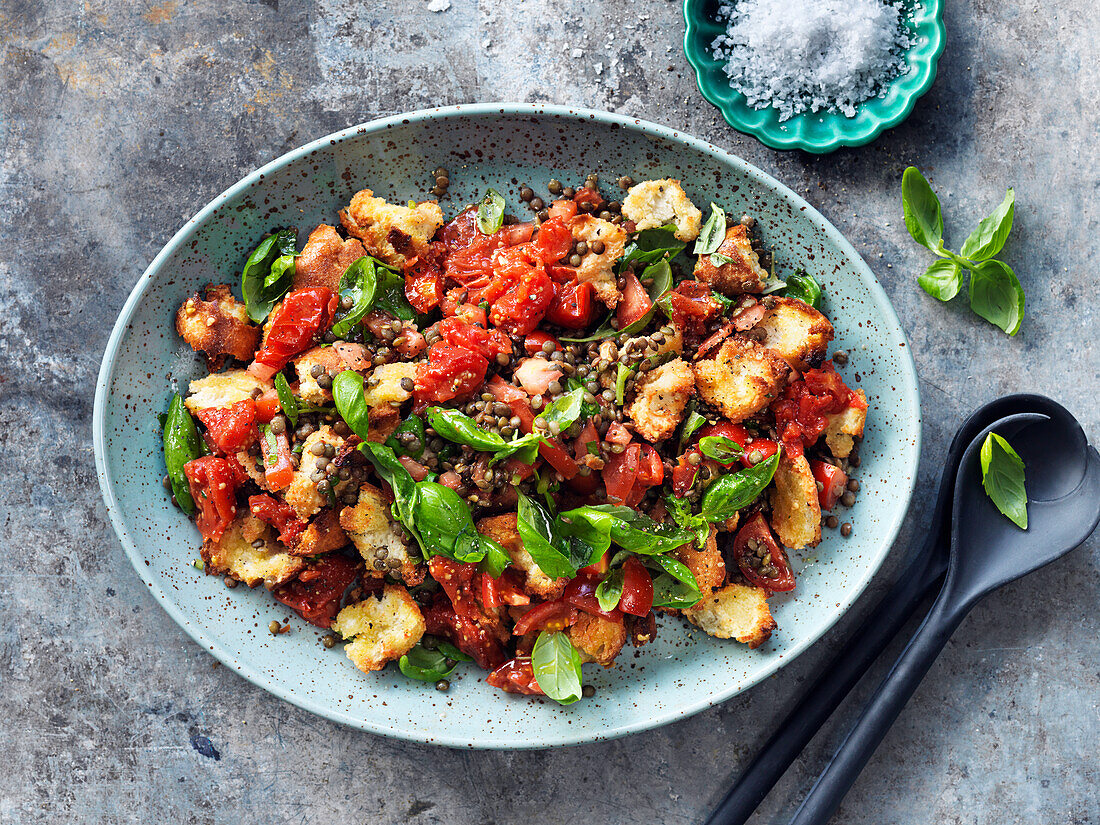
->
[619, 557, 654, 617]
[404, 240, 447, 313]
[772, 362, 858, 457]
[524, 330, 561, 355]
[261, 429, 296, 490]
[252, 288, 337, 374]
[573, 419, 600, 461]
[538, 438, 579, 480]
[548, 199, 578, 221]
[184, 455, 242, 542]
[671, 448, 700, 497]
[273, 554, 359, 627]
[439, 316, 512, 359]
[512, 599, 579, 636]
[248, 493, 307, 545]
[666, 281, 721, 333]
[423, 594, 507, 671]
[480, 570, 530, 612]
[532, 217, 573, 263]
[196, 400, 257, 454]
[414, 342, 489, 404]
[487, 376, 535, 432]
[254, 389, 281, 423]
[616, 271, 652, 329]
[563, 573, 623, 621]
[486, 657, 544, 695]
[810, 459, 848, 510]
[489, 261, 554, 336]
[732, 513, 796, 592]
[580, 550, 610, 578]
[546, 279, 595, 328]
[603, 443, 640, 505]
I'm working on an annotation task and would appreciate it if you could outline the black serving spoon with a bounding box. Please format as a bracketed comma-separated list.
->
[704, 394, 1065, 825]
[787, 405, 1100, 825]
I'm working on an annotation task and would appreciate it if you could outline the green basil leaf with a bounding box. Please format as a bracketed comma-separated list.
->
[901, 167, 944, 252]
[699, 450, 782, 522]
[357, 441, 421, 548]
[698, 435, 744, 463]
[650, 572, 703, 608]
[274, 372, 299, 427]
[162, 394, 203, 514]
[556, 504, 694, 556]
[782, 270, 823, 309]
[476, 188, 505, 235]
[643, 553, 699, 589]
[332, 370, 371, 440]
[492, 432, 543, 466]
[960, 188, 1015, 262]
[537, 387, 586, 431]
[373, 262, 417, 321]
[760, 271, 788, 294]
[559, 316, 617, 343]
[385, 414, 427, 459]
[399, 644, 459, 682]
[332, 256, 379, 339]
[531, 630, 583, 705]
[516, 492, 576, 579]
[614, 363, 634, 406]
[968, 259, 1025, 336]
[276, 231, 297, 256]
[693, 203, 727, 255]
[427, 407, 508, 451]
[414, 482, 482, 558]
[616, 259, 675, 337]
[918, 259, 964, 301]
[436, 639, 473, 662]
[595, 568, 624, 612]
[678, 407, 707, 452]
[264, 254, 295, 293]
[478, 536, 513, 577]
[980, 432, 1028, 529]
[619, 224, 685, 272]
[663, 494, 710, 548]
[241, 229, 297, 322]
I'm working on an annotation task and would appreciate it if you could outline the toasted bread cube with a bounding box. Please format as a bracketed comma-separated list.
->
[339, 483, 420, 583]
[693, 338, 789, 423]
[823, 390, 867, 459]
[176, 284, 260, 369]
[333, 585, 426, 673]
[683, 583, 776, 648]
[292, 346, 345, 405]
[338, 189, 444, 269]
[755, 296, 834, 372]
[293, 224, 366, 293]
[291, 508, 348, 556]
[284, 426, 347, 520]
[626, 357, 695, 443]
[693, 225, 768, 295]
[770, 452, 822, 549]
[569, 612, 628, 667]
[235, 449, 270, 491]
[477, 514, 567, 600]
[621, 179, 703, 241]
[363, 362, 418, 407]
[671, 526, 726, 594]
[367, 405, 401, 444]
[184, 369, 272, 414]
[570, 215, 628, 308]
[201, 515, 304, 588]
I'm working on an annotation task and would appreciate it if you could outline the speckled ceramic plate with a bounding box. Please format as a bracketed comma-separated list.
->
[93, 103, 920, 749]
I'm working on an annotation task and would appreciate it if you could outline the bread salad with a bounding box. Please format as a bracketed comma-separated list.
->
[163, 172, 867, 704]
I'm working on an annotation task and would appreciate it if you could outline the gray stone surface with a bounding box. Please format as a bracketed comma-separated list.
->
[1, 0, 1097, 822]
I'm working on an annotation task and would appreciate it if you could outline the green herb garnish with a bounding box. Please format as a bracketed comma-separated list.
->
[980, 432, 1028, 529]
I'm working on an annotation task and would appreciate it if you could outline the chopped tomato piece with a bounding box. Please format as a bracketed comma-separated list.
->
[546, 279, 595, 329]
[665, 281, 721, 334]
[488, 250, 554, 336]
[732, 513, 796, 592]
[603, 443, 640, 504]
[573, 186, 604, 212]
[616, 271, 652, 329]
[487, 376, 535, 433]
[501, 222, 536, 247]
[524, 330, 561, 355]
[254, 389, 281, 423]
[573, 419, 600, 461]
[486, 657, 544, 695]
[248, 493, 307, 545]
[439, 316, 511, 359]
[512, 599, 578, 636]
[414, 342, 489, 404]
[428, 556, 483, 624]
[605, 421, 633, 445]
[580, 550, 610, 577]
[619, 556, 654, 617]
[563, 573, 623, 621]
[404, 241, 447, 313]
[273, 554, 359, 627]
[184, 455, 242, 542]
[538, 438, 579, 479]
[696, 422, 779, 469]
[548, 198, 578, 221]
[423, 595, 506, 671]
[500, 456, 537, 484]
[251, 288, 336, 375]
[623, 444, 664, 507]
[732, 302, 766, 330]
[772, 362, 858, 457]
[811, 459, 849, 511]
[480, 569, 530, 612]
[532, 217, 573, 263]
[513, 356, 565, 396]
[260, 428, 295, 491]
[671, 448, 700, 497]
[195, 400, 257, 454]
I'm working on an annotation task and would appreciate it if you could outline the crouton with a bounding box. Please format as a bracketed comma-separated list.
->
[339, 484, 421, 584]
[293, 224, 366, 293]
[770, 453, 822, 549]
[570, 215, 628, 308]
[184, 369, 272, 415]
[754, 296, 834, 372]
[692, 224, 768, 295]
[569, 612, 628, 667]
[693, 338, 789, 423]
[201, 515, 304, 588]
[362, 362, 418, 407]
[367, 405, 401, 444]
[176, 284, 260, 369]
[626, 357, 695, 443]
[476, 514, 567, 600]
[284, 426, 347, 520]
[683, 583, 776, 648]
[339, 189, 444, 269]
[823, 390, 867, 459]
[290, 508, 348, 556]
[292, 346, 345, 405]
[235, 449, 270, 491]
[671, 526, 726, 594]
[621, 179, 703, 242]
[333, 585, 426, 673]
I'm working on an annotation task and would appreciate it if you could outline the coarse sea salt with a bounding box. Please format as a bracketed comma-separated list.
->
[710, 0, 913, 121]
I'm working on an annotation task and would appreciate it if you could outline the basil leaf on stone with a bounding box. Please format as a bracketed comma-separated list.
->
[385, 413, 426, 459]
[476, 188, 505, 235]
[699, 450, 781, 522]
[960, 188, 1015, 262]
[556, 504, 693, 557]
[332, 256, 379, 338]
[693, 203, 727, 255]
[531, 630, 583, 705]
[399, 643, 461, 682]
[698, 435, 744, 463]
[517, 492, 576, 579]
[274, 372, 299, 427]
[918, 259, 964, 301]
[901, 167, 944, 252]
[241, 228, 297, 323]
[678, 408, 707, 452]
[162, 394, 203, 515]
[595, 568, 624, 612]
[332, 369, 372, 441]
[980, 432, 1028, 529]
[783, 270, 823, 309]
[619, 224, 685, 272]
[968, 259, 1025, 335]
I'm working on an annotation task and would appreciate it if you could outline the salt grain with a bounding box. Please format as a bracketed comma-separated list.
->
[711, 0, 914, 121]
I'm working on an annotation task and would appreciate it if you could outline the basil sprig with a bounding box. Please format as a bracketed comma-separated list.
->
[536, 387, 588, 431]
[699, 450, 781, 522]
[595, 568, 624, 611]
[556, 504, 693, 559]
[694, 203, 727, 255]
[426, 407, 543, 465]
[274, 372, 298, 426]
[332, 370, 372, 440]
[678, 407, 707, 452]
[783, 270, 823, 309]
[902, 167, 1023, 335]
[980, 432, 1028, 529]
[241, 229, 297, 323]
[531, 630, 583, 705]
[698, 435, 744, 463]
[398, 638, 473, 682]
[162, 394, 204, 514]
[476, 188, 505, 235]
[516, 492, 576, 579]
[332, 257, 379, 338]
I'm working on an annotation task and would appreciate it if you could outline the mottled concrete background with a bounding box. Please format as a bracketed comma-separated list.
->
[1, 0, 1097, 822]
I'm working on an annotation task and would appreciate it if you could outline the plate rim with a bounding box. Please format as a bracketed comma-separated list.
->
[93, 102, 922, 748]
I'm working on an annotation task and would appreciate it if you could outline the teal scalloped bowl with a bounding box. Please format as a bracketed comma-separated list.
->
[683, 0, 945, 153]
[93, 104, 920, 748]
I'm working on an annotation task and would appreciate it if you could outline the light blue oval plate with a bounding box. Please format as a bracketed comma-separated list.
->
[93, 103, 920, 749]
